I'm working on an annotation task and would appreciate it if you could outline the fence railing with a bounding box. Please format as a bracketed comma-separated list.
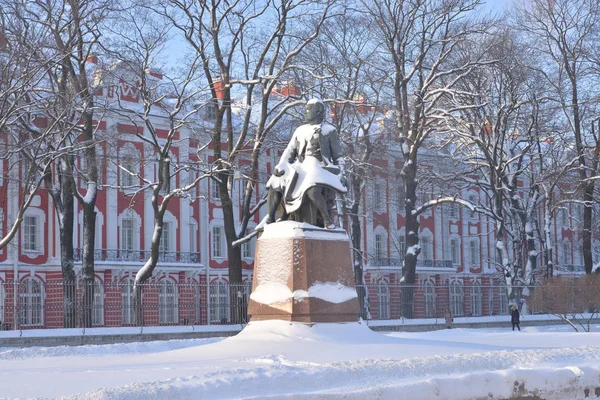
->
[73, 249, 202, 264]
[0, 281, 595, 332]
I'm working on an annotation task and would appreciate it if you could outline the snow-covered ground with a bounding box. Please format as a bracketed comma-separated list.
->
[1, 322, 599, 400]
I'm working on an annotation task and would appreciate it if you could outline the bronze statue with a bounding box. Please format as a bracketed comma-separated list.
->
[265, 99, 346, 228]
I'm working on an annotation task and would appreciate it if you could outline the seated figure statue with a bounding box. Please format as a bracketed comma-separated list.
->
[265, 98, 347, 229]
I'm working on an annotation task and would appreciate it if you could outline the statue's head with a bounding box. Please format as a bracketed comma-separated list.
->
[304, 98, 325, 125]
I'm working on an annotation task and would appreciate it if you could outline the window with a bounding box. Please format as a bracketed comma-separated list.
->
[375, 234, 385, 261]
[205, 104, 216, 121]
[159, 279, 178, 324]
[424, 282, 435, 318]
[159, 222, 170, 253]
[121, 219, 135, 260]
[242, 229, 254, 260]
[373, 182, 384, 213]
[121, 279, 135, 325]
[560, 209, 568, 226]
[449, 281, 464, 316]
[397, 184, 405, 209]
[469, 239, 479, 268]
[210, 178, 221, 200]
[92, 279, 104, 326]
[450, 238, 460, 265]
[469, 194, 478, 220]
[448, 203, 458, 219]
[212, 226, 224, 258]
[23, 216, 38, 252]
[121, 161, 136, 188]
[420, 192, 431, 215]
[471, 283, 482, 316]
[499, 284, 509, 314]
[122, 219, 134, 250]
[398, 234, 406, 262]
[377, 281, 390, 319]
[421, 236, 432, 260]
[562, 241, 571, 265]
[210, 281, 230, 323]
[19, 278, 43, 327]
[189, 222, 198, 254]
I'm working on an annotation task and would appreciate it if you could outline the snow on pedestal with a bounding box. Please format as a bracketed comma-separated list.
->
[248, 221, 359, 323]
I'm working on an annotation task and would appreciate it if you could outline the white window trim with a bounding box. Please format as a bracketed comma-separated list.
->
[469, 239, 480, 268]
[92, 278, 104, 326]
[449, 280, 464, 316]
[449, 236, 460, 265]
[212, 225, 225, 259]
[119, 144, 140, 193]
[376, 280, 390, 320]
[242, 227, 255, 261]
[117, 210, 142, 253]
[121, 278, 135, 325]
[158, 211, 178, 254]
[210, 280, 230, 323]
[19, 277, 44, 327]
[159, 278, 179, 324]
[468, 193, 478, 221]
[21, 208, 46, 256]
[373, 181, 385, 213]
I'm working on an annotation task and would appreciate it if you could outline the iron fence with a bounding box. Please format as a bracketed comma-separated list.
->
[73, 248, 202, 264]
[0, 280, 596, 331]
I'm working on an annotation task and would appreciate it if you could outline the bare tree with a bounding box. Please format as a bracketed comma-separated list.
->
[13, 0, 116, 327]
[362, 0, 492, 315]
[0, 3, 64, 251]
[529, 275, 600, 332]
[516, 0, 600, 275]
[158, 0, 335, 305]
[102, 6, 213, 324]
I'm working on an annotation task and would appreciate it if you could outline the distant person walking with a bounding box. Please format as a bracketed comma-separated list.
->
[444, 306, 453, 329]
[511, 305, 521, 331]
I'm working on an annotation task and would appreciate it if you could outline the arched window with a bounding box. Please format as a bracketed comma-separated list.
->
[424, 281, 436, 318]
[377, 281, 390, 320]
[210, 280, 230, 323]
[121, 278, 135, 325]
[449, 281, 464, 316]
[499, 283, 509, 315]
[470, 282, 482, 316]
[19, 278, 43, 327]
[159, 279, 178, 324]
[92, 278, 104, 326]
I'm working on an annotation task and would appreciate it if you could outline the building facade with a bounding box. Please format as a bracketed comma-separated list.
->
[0, 75, 593, 330]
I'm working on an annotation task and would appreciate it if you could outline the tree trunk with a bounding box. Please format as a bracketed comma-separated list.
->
[81, 202, 96, 328]
[133, 217, 165, 326]
[349, 176, 368, 319]
[218, 176, 243, 323]
[59, 190, 76, 328]
[543, 207, 554, 278]
[402, 157, 419, 318]
[583, 187, 594, 274]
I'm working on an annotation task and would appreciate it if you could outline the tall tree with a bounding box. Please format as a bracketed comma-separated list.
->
[516, 0, 600, 275]
[17, 0, 116, 326]
[103, 6, 212, 324]
[362, 0, 491, 315]
[161, 0, 335, 301]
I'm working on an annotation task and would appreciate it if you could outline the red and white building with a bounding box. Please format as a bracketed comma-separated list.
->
[0, 73, 595, 329]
